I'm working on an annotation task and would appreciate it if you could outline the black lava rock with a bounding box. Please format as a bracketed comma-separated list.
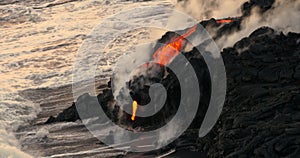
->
[45, 24, 300, 158]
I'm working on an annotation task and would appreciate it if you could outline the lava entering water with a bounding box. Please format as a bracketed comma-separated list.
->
[131, 100, 138, 121]
[131, 26, 198, 121]
[152, 25, 198, 65]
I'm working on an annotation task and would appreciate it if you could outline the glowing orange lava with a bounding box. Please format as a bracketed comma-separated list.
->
[131, 101, 138, 121]
[216, 19, 233, 24]
[152, 25, 198, 65]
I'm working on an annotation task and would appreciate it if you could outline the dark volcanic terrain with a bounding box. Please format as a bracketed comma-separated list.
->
[4, 0, 299, 157]
[39, 27, 300, 157]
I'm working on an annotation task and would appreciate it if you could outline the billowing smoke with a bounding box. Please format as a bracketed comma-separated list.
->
[112, 43, 153, 107]
[176, 0, 300, 49]
[176, 0, 246, 20]
[219, 0, 300, 48]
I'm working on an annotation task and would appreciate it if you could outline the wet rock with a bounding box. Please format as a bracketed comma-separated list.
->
[45, 102, 79, 124]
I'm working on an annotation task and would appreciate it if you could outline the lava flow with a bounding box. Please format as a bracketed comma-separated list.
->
[152, 25, 198, 65]
[216, 19, 233, 24]
[131, 27, 197, 121]
[131, 100, 138, 121]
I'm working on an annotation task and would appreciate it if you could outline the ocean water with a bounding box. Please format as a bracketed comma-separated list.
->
[0, 0, 176, 157]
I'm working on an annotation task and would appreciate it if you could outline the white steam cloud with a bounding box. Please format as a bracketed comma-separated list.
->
[176, 0, 300, 48]
[176, 0, 246, 20]
[219, 0, 300, 48]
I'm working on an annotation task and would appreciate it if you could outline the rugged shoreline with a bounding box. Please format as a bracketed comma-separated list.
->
[20, 27, 300, 157]
[3, 0, 299, 157]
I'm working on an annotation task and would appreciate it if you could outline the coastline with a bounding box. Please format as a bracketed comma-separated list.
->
[16, 77, 113, 157]
[1, 0, 299, 157]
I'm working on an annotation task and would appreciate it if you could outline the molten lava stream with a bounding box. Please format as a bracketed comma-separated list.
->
[132, 26, 198, 120]
[216, 19, 233, 24]
[131, 101, 138, 121]
[153, 25, 198, 65]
